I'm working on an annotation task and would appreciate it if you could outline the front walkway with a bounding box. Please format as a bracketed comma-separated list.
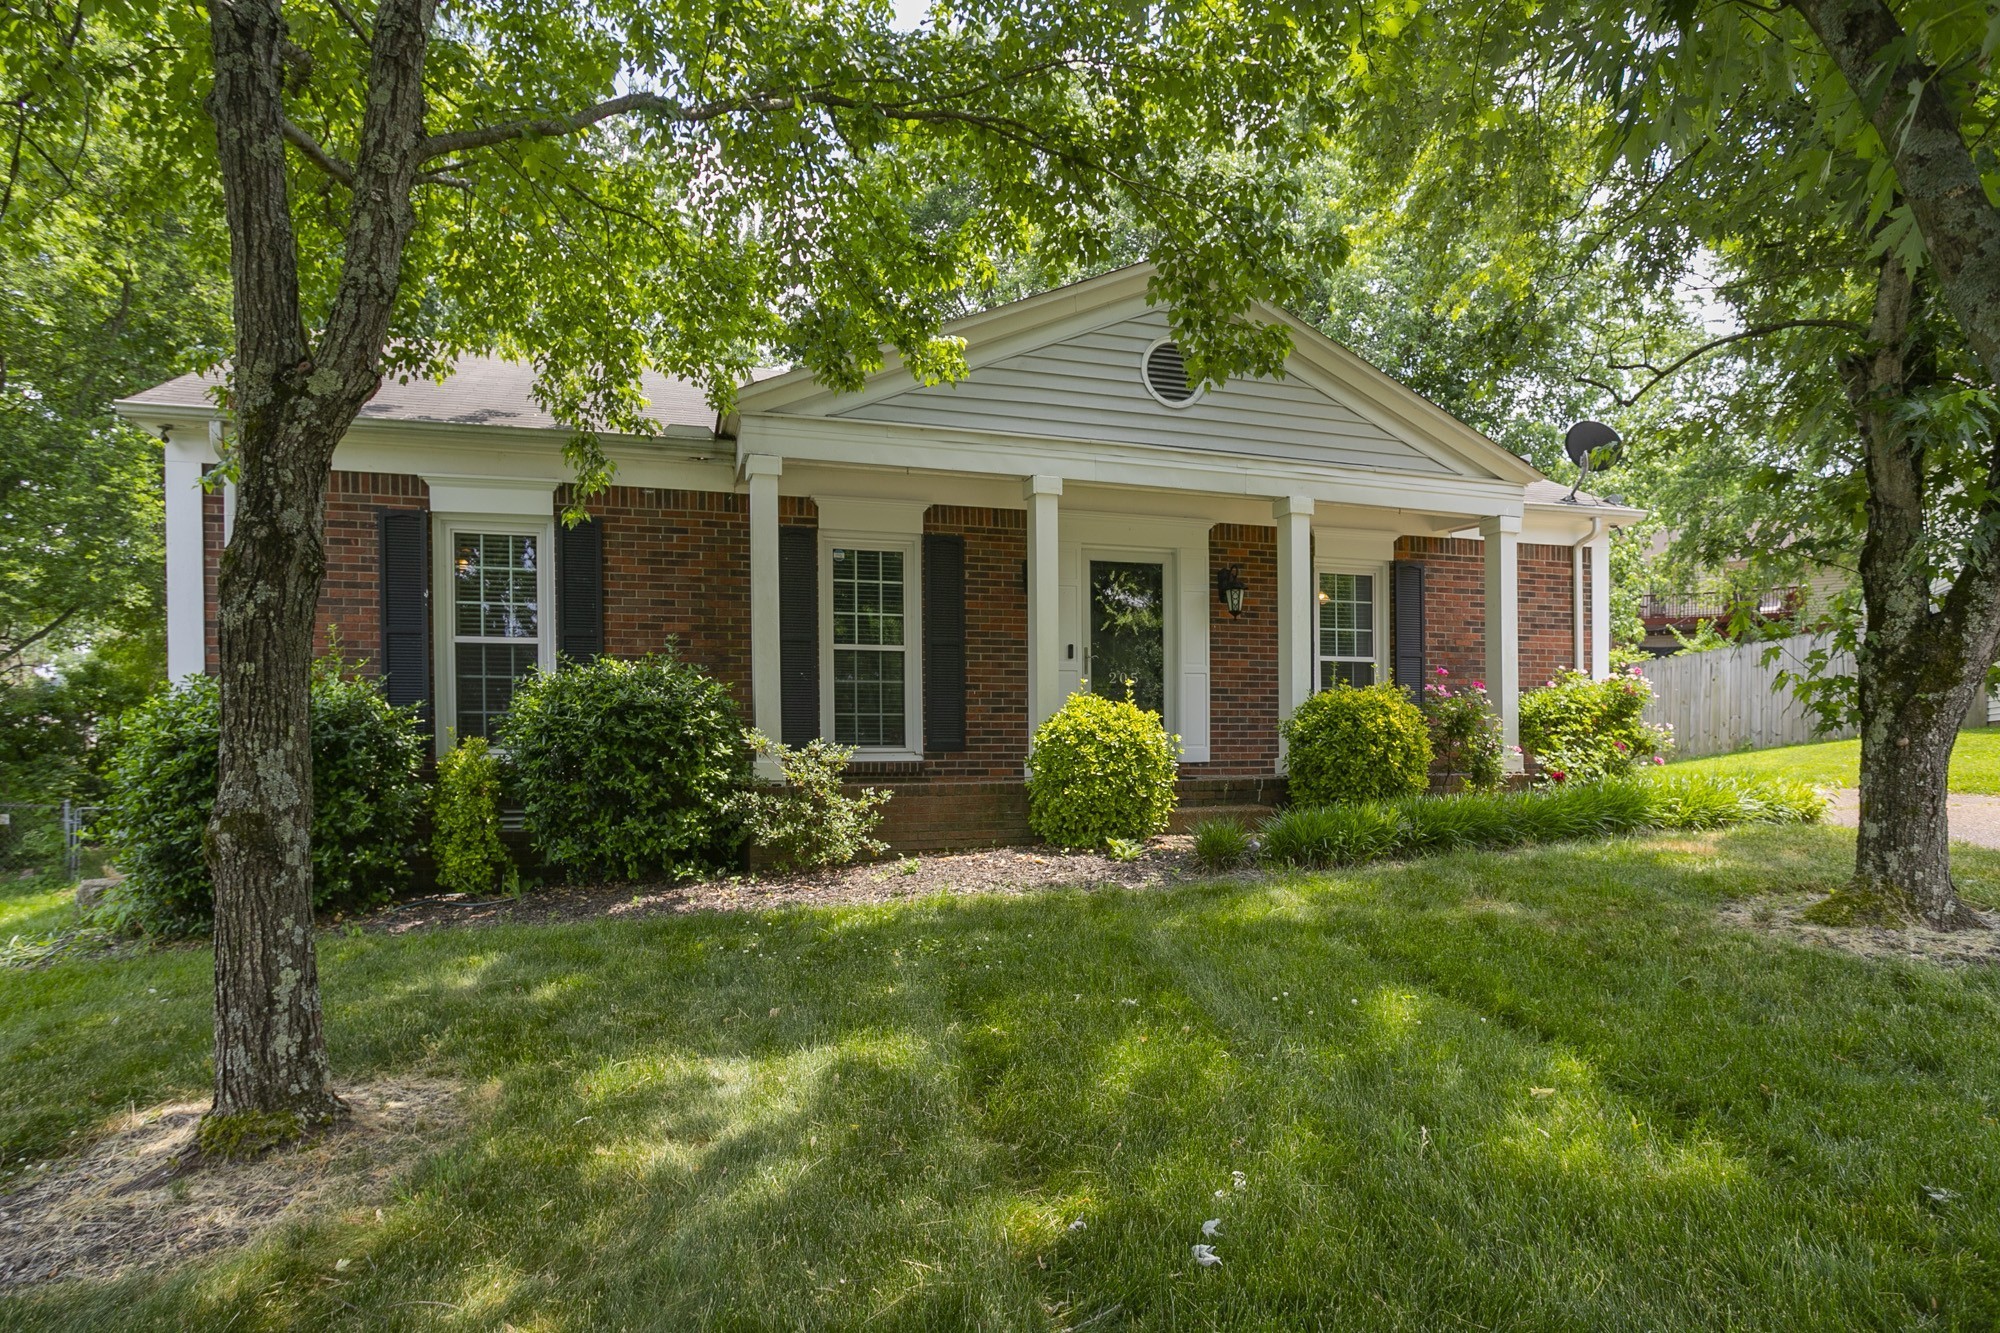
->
[1822, 788, 2000, 850]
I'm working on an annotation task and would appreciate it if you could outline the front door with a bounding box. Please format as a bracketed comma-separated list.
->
[1087, 558, 1167, 716]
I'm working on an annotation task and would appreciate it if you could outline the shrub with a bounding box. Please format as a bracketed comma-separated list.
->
[1025, 691, 1180, 849]
[732, 732, 890, 871]
[499, 653, 750, 881]
[1391, 790, 1517, 853]
[1190, 817, 1254, 869]
[1258, 801, 1409, 868]
[433, 736, 510, 894]
[1519, 667, 1673, 784]
[1281, 682, 1432, 807]
[97, 661, 427, 937]
[1420, 669, 1503, 792]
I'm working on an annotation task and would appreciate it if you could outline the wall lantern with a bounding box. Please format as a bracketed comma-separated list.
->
[1216, 566, 1248, 618]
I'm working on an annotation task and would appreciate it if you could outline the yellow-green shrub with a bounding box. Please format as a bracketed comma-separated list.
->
[1025, 691, 1180, 849]
[1281, 682, 1432, 806]
[433, 736, 509, 894]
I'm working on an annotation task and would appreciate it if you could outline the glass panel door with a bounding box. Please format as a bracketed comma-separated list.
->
[1087, 559, 1166, 717]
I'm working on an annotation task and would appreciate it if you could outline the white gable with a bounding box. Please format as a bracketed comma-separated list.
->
[784, 309, 1455, 476]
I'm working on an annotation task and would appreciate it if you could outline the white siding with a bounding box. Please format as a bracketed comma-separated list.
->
[809, 311, 1453, 474]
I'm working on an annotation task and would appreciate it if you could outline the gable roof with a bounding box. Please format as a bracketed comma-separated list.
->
[735, 264, 1545, 486]
[116, 356, 722, 436]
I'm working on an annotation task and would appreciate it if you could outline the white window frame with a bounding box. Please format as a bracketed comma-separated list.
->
[819, 530, 924, 762]
[433, 513, 556, 752]
[1314, 561, 1388, 690]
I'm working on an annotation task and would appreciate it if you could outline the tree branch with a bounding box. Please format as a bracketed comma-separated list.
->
[1586, 319, 1869, 406]
[280, 116, 355, 185]
[0, 603, 84, 664]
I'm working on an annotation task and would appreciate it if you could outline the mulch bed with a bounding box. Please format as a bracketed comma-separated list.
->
[1718, 895, 2000, 968]
[0, 1080, 466, 1288]
[360, 836, 1216, 934]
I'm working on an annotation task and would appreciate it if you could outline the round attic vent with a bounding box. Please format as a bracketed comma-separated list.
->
[1142, 339, 1201, 407]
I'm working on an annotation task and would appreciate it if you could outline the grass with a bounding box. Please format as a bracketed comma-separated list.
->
[6, 826, 2000, 1328]
[1671, 726, 2000, 793]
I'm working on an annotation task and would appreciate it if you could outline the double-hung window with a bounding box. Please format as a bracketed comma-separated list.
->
[829, 545, 909, 748]
[1317, 570, 1378, 688]
[445, 526, 550, 739]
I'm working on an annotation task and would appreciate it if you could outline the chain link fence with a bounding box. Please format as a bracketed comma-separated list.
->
[0, 802, 103, 881]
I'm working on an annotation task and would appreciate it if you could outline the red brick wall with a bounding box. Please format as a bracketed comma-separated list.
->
[1394, 535, 1588, 688]
[1202, 523, 1279, 775]
[316, 472, 429, 673]
[922, 505, 1028, 778]
[573, 484, 773, 712]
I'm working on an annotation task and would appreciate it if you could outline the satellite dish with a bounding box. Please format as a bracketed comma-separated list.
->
[1562, 420, 1622, 503]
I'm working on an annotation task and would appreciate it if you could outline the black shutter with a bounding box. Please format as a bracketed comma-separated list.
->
[923, 533, 967, 752]
[1391, 559, 1426, 692]
[378, 510, 430, 717]
[557, 516, 604, 662]
[779, 525, 819, 745]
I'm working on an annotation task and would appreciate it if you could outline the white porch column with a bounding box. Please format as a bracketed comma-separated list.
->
[743, 454, 784, 769]
[1588, 532, 1612, 680]
[1481, 514, 1523, 756]
[163, 450, 207, 682]
[1025, 474, 1063, 739]
[1274, 495, 1314, 758]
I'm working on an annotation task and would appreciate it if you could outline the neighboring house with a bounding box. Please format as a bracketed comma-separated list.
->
[115, 265, 1640, 848]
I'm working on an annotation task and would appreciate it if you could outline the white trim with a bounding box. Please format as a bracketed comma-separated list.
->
[1313, 561, 1390, 689]
[1139, 337, 1205, 409]
[431, 513, 557, 753]
[746, 456, 783, 775]
[818, 532, 924, 763]
[425, 477, 557, 517]
[163, 452, 207, 681]
[1274, 497, 1313, 758]
[1480, 514, 1523, 761]
[1588, 535, 1612, 681]
[811, 496, 927, 535]
[1026, 476, 1063, 741]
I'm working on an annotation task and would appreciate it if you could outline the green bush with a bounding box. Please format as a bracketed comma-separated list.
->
[1190, 816, 1253, 869]
[498, 653, 750, 881]
[1025, 691, 1180, 849]
[1259, 802, 1410, 868]
[1419, 669, 1503, 792]
[1281, 682, 1432, 807]
[1519, 667, 1673, 783]
[732, 732, 890, 871]
[433, 736, 510, 894]
[97, 661, 427, 937]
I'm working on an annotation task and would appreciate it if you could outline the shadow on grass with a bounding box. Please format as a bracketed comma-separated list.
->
[5, 825, 2000, 1330]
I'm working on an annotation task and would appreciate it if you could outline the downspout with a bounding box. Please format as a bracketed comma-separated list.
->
[1571, 516, 1603, 674]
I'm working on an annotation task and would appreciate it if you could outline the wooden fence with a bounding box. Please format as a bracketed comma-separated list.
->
[1636, 633, 1854, 759]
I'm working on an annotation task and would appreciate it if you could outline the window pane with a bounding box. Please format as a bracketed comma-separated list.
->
[832, 547, 905, 648]
[833, 648, 905, 747]
[1317, 572, 1376, 686]
[455, 533, 539, 639]
[455, 642, 539, 739]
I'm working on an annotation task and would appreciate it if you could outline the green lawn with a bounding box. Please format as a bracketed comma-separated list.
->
[6, 827, 2000, 1329]
[1671, 727, 2000, 793]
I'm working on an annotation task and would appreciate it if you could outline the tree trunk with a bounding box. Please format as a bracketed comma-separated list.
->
[1852, 674, 1982, 928]
[202, 0, 434, 1127]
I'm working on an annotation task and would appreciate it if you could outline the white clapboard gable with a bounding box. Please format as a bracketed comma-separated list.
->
[781, 309, 1456, 475]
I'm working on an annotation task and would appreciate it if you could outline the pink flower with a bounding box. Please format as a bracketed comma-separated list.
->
[1613, 739, 1628, 753]
[1472, 680, 1485, 690]
[1510, 745, 1523, 754]
[1435, 666, 1449, 676]
[1652, 755, 1665, 766]
[1549, 769, 1568, 783]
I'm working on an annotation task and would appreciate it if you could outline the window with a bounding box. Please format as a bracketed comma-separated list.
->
[450, 530, 543, 738]
[830, 546, 907, 747]
[1317, 570, 1377, 688]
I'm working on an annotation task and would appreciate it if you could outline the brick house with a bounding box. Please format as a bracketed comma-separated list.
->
[118, 266, 1639, 849]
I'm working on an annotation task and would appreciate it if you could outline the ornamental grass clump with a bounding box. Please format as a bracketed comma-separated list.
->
[1281, 682, 1432, 806]
[499, 653, 751, 881]
[1259, 801, 1410, 868]
[1025, 690, 1180, 849]
[1190, 816, 1254, 869]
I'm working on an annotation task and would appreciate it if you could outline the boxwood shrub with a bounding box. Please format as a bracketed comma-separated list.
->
[498, 653, 750, 881]
[433, 735, 510, 894]
[1281, 681, 1433, 806]
[1025, 691, 1180, 849]
[97, 663, 428, 937]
